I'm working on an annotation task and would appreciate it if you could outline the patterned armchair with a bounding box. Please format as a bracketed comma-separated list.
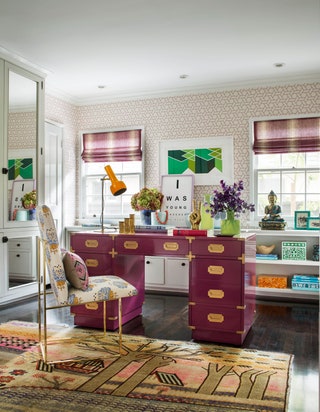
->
[36, 205, 138, 363]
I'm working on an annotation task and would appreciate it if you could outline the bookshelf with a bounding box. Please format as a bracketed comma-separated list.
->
[248, 229, 319, 302]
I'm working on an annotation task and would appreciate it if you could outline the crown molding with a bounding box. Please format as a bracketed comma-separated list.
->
[46, 73, 320, 107]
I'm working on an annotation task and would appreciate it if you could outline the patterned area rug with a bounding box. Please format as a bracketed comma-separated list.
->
[0, 321, 293, 411]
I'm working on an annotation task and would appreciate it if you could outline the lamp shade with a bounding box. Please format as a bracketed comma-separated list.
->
[104, 165, 127, 196]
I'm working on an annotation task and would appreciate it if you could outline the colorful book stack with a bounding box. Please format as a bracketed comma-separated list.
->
[134, 225, 169, 233]
[291, 275, 319, 291]
[256, 254, 279, 260]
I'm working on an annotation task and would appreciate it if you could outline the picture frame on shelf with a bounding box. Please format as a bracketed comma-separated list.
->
[294, 210, 310, 230]
[307, 217, 320, 230]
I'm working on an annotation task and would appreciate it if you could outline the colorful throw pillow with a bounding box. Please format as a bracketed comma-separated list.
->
[62, 251, 89, 290]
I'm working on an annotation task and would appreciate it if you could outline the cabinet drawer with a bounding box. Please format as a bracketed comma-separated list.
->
[189, 303, 245, 333]
[70, 233, 113, 253]
[191, 238, 243, 258]
[9, 251, 32, 275]
[8, 238, 32, 251]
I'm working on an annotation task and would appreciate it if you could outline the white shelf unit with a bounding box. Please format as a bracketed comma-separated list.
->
[251, 229, 319, 302]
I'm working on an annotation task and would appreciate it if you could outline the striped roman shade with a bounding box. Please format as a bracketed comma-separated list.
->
[253, 117, 320, 154]
[81, 129, 142, 162]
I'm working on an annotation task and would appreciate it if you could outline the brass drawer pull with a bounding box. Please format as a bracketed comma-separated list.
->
[85, 239, 99, 248]
[85, 259, 99, 267]
[208, 265, 224, 275]
[208, 243, 224, 254]
[85, 302, 99, 310]
[208, 289, 224, 299]
[124, 240, 138, 249]
[207, 313, 224, 323]
[163, 242, 179, 251]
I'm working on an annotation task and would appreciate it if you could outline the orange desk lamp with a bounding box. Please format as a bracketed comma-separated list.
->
[101, 165, 127, 232]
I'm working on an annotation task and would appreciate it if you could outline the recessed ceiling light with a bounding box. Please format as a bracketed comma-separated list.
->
[274, 63, 285, 68]
[179, 74, 189, 79]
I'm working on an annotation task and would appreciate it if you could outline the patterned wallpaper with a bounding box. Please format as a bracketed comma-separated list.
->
[8, 112, 36, 149]
[46, 82, 320, 226]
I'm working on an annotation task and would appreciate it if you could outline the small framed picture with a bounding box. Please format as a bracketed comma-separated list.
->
[294, 211, 310, 230]
[307, 217, 320, 230]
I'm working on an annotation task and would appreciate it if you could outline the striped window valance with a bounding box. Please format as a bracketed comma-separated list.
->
[253, 117, 320, 154]
[81, 129, 142, 162]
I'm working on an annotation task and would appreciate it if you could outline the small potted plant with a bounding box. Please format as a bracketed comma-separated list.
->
[21, 190, 37, 210]
[131, 187, 164, 225]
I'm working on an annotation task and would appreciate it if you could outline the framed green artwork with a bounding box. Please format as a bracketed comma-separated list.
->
[159, 136, 234, 185]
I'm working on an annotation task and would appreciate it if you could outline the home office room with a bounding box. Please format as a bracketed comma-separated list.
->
[0, 1, 319, 411]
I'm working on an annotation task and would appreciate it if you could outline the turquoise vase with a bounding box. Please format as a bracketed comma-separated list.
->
[140, 209, 152, 225]
[220, 210, 240, 236]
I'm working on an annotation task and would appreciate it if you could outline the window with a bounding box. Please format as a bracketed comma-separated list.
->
[251, 116, 320, 226]
[80, 128, 144, 223]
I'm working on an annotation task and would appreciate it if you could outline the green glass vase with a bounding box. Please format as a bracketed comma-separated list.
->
[220, 210, 240, 236]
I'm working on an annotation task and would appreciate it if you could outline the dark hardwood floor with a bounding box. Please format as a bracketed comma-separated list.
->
[0, 293, 318, 412]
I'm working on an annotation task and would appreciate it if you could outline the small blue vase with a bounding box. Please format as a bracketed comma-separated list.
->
[140, 209, 152, 225]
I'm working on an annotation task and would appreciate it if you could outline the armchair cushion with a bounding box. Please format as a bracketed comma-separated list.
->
[63, 251, 89, 291]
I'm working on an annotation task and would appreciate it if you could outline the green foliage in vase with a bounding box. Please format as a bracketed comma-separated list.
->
[21, 190, 36, 208]
[131, 188, 163, 211]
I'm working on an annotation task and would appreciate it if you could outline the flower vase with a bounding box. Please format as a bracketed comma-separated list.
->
[140, 209, 152, 225]
[220, 210, 240, 236]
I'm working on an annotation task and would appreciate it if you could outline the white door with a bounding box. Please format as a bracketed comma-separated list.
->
[44, 121, 63, 244]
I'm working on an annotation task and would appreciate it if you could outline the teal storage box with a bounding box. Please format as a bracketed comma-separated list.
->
[282, 241, 307, 261]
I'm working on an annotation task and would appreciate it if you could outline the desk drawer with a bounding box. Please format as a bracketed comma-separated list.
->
[189, 303, 245, 333]
[191, 238, 243, 258]
[79, 253, 113, 276]
[115, 235, 189, 256]
[70, 233, 113, 253]
[191, 258, 243, 282]
[190, 276, 243, 305]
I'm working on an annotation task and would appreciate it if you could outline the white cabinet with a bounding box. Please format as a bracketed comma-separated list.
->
[253, 229, 319, 302]
[0, 54, 44, 306]
[145, 256, 189, 293]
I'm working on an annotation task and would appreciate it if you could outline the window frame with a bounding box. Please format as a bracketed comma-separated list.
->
[250, 114, 320, 228]
[79, 126, 145, 224]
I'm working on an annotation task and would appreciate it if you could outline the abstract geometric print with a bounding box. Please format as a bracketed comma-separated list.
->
[168, 148, 222, 175]
[8, 158, 33, 180]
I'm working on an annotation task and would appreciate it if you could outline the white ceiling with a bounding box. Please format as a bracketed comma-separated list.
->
[1, 0, 320, 105]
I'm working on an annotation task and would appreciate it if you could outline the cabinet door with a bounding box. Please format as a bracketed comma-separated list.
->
[145, 256, 165, 285]
[4, 62, 44, 228]
[165, 258, 189, 290]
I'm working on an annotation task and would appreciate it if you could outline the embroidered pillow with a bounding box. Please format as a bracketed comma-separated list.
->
[62, 251, 89, 290]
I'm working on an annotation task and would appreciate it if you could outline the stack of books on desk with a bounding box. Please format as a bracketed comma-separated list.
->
[168, 228, 214, 237]
[134, 225, 169, 233]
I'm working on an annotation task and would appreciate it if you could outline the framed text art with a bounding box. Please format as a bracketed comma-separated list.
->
[159, 136, 234, 185]
[10, 179, 36, 220]
[161, 175, 194, 227]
